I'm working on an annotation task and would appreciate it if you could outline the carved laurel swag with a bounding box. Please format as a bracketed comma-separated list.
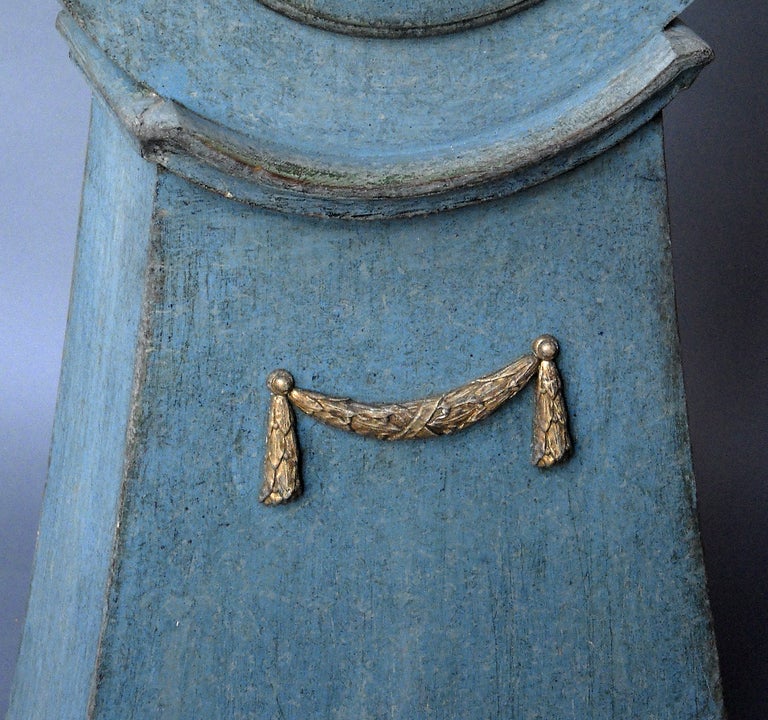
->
[260, 334, 572, 505]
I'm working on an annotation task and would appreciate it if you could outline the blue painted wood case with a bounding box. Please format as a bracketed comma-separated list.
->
[9, 1, 724, 717]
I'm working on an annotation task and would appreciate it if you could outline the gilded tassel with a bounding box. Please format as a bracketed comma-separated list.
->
[531, 335, 572, 467]
[259, 369, 301, 505]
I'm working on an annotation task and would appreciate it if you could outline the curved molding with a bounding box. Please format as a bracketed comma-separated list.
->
[58, 12, 711, 219]
[254, 0, 542, 38]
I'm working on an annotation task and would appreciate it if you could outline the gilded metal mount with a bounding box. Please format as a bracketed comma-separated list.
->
[260, 334, 572, 506]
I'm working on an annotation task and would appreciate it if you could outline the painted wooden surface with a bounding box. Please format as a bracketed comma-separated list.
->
[9, 105, 724, 718]
[55, 5, 711, 216]
[8, 0, 725, 717]
[7, 97, 157, 719]
[252, 0, 543, 37]
[62, 0, 696, 158]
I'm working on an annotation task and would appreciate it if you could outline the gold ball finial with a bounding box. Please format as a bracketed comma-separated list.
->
[532, 334, 559, 361]
[267, 369, 294, 395]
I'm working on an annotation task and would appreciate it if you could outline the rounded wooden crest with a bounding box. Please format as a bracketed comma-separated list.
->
[254, 0, 540, 36]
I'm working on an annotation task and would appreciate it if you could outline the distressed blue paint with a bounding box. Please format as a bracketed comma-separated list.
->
[63, 0, 692, 159]
[57, 10, 711, 218]
[9, 1, 724, 717]
[255, 0, 539, 36]
[7, 97, 157, 719]
[56, 1, 712, 217]
[72, 119, 718, 719]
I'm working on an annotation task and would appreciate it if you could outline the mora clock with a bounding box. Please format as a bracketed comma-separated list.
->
[9, 0, 724, 718]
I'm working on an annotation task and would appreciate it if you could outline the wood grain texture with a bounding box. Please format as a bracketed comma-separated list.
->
[7, 97, 157, 719]
[14, 119, 716, 720]
[8, 0, 724, 715]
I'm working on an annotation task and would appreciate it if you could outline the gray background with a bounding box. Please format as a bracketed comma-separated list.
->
[1, 2, 765, 718]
